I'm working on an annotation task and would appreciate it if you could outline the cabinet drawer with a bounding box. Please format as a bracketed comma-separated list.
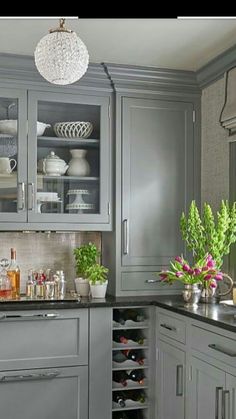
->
[157, 312, 186, 344]
[191, 325, 236, 368]
[0, 309, 88, 369]
[0, 365, 88, 419]
[121, 272, 183, 292]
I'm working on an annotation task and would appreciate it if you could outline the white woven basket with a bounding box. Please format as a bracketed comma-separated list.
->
[53, 121, 93, 139]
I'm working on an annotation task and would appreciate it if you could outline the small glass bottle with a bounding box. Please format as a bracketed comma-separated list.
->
[26, 269, 36, 299]
[7, 248, 20, 299]
[0, 258, 12, 300]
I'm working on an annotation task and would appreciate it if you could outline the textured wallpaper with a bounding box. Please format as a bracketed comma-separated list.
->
[201, 77, 231, 212]
[0, 231, 101, 294]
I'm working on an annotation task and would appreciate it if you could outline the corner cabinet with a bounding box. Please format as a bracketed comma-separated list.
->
[0, 87, 112, 230]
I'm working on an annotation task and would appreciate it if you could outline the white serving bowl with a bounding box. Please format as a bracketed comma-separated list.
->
[0, 120, 51, 136]
[53, 121, 93, 139]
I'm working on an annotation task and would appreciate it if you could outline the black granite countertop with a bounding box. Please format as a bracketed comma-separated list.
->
[1, 294, 236, 333]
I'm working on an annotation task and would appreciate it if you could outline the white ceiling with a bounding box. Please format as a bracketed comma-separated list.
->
[1, 18, 236, 71]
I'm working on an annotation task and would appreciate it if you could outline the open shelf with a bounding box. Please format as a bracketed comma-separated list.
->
[37, 136, 99, 148]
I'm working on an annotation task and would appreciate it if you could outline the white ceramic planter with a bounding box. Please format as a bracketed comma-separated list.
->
[90, 282, 108, 299]
[74, 277, 90, 297]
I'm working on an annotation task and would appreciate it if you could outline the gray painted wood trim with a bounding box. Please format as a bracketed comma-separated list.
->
[0, 53, 112, 91]
[103, 62, 200, 94]
[196, 43, 236, 88]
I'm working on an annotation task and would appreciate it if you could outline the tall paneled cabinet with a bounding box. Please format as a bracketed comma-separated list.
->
[102, 64, 201, 296]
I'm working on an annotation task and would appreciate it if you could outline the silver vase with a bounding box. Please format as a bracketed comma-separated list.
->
[182, 284, 201, 308]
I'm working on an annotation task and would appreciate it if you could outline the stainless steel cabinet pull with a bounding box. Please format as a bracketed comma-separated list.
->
[215, 387, 223, 419]
[222, 390, 230, 419]
[28, 182, 35, 210]
[123, 219, 129, 255]
[208, 343, 236, 357]
[160, 323, 177, 332]
[176, 364, 183, 396]
[18, 182, 25, 211]
[145, 278, 161, 283]
[0, 313, 60, 320]
[0, 371, 60, 382]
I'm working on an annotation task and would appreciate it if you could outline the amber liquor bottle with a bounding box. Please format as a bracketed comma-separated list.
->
[7, 248, 20, 299]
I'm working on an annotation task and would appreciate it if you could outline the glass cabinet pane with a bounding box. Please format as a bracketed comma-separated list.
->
[36, 100, 101, 216]
[0, 98, 18, 213]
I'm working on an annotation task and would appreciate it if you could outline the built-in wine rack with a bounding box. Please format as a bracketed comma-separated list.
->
[112, 307, 151, 419]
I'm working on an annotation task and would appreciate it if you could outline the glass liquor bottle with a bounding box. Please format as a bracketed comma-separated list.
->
[7, 248, 20, 299]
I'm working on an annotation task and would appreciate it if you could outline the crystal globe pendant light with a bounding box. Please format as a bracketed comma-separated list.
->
[34, 18, 89, 85]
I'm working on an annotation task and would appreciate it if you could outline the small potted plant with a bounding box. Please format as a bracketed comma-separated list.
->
[85, 263, 109, 298]
[73, 242, 100, 297]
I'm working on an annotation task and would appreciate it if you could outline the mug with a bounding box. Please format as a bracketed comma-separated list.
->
[0, 157, 17, 174]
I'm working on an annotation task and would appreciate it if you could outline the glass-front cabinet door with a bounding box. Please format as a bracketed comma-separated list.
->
[0, 88, 27, 222]
[28, 91, 110, 226]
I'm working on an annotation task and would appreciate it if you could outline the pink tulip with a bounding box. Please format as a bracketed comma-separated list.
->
[207, 259, 215, 268]
[183, 264, 190, 272]
[202, 266, 208, 271]
[188, 269, 194, 274]
[215, 273, 223, 281]
[210, 281, 217, 288]
[204, 274, 212, 281]
[175, 256, 183, 263]
[194, 268, 201, 275]
[206, 254, 213, 261]
[160, 273, 168, 280]
[176, 271, 183, 278]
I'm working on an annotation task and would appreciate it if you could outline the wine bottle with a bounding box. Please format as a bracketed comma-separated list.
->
[126, 389, 146, 403]
[128, 369, 145, 384]
[113, 370, 129, 386]
[127, 410, 145, 419]
[112, 412, 130, 419]
[112, 392, 126, 407]
[127, 329, 145, 344]
[7, 248, 20, 299]
[113, 330, 129, 344]
[112, 351, 127, 363]
[122, 349, 145, 365]
[123, 308, 145, 322]
[113, 310, 126, 325]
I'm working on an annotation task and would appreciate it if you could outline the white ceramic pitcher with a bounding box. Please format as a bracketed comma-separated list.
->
[0, 157, 17, 174]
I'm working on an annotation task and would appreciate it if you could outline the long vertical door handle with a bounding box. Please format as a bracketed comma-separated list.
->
[17, 182, 25, 211]
[215, 387, 223, 419]
[123, 219, 129, 254]
[176, 364, 183, 396]
[222, 390, 230, 419]
[28, 183, 35, 210]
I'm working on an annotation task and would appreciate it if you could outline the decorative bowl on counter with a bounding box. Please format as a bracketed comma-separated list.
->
[0, 120, 51, 136]
[53, 121, 93, 139]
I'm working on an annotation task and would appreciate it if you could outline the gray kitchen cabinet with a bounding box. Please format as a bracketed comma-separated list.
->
[0, 365, 88, 419]
[103, 90, 200, 296]
[188, 357, 225, 419]
[0, 78, 112, 231]
[0, 309, 89, 419]
[156, 340, 185, 419]
[226, 373, 236, 419]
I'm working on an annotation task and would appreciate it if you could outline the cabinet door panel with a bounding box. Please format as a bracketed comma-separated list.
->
[28, 91, 110, 225]
[0, 366, 88, 419]
[0, 87, 27, 222]
[226, 373, 236, 419]
[157, 340, 185, 419]
[188, 357, 225, 419]
[122, 97, 194, 266]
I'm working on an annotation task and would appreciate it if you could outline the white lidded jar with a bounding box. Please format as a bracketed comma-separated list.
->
[67, 149, 90, 176]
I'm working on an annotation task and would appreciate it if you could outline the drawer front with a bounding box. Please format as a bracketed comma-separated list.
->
[0, 365, 88, 419]
[191, 325, 236, 368]
[157, 312, 186, 344]
[0, 309, 88, 369]
[121, 272, 183, 292]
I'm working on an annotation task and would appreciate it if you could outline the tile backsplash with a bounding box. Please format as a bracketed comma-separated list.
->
[0, 231, 101, 294]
